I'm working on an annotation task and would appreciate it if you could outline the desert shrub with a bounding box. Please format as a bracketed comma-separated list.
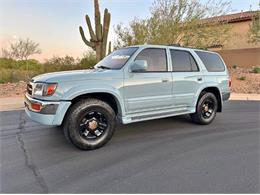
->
[0, 68, 39, 83]
[0, 58, 17, 69]
[0, 52, 97, 83]
[16, 59, 43, 71]
[250, 66, 260, 73]
[80, 52, 96, 69]
[238, 76, 246, 81]
[45, 55, 79, 66]
[0, 58, 43, 71]
[232, 64, 237, 69]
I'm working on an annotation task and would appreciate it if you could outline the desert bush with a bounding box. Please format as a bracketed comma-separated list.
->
[238, 76, 246, 81]
[80, 52, 96, 69]
[232, 64, 237, 69]
[250, 66, 260, 73]
[0, 69, 39, 83]
[43, 53, 96, 73]
[0, 58, 16, 69]
[45, 55, 79, 66]
[0, 58, 43, 71]
[0, 52, 97, 83]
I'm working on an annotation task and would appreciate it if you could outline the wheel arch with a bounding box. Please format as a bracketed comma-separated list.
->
[71, 92, 122, 115]
[197, 87, 222, 112]
[61, 91, 124, 127]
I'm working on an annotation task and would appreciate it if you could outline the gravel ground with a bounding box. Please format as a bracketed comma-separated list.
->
[229, 67, 260, 94]
[0, 69, 259, 98]
[0, 81, 27, 98]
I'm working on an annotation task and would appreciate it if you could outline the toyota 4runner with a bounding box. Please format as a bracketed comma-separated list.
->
[24, 45, 231, 150]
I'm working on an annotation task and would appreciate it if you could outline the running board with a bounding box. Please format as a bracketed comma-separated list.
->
[121, 108, 195, 124]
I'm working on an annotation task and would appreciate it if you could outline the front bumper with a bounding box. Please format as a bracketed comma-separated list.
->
[24, 93, 59, 114]
[24, 94, 71, 125]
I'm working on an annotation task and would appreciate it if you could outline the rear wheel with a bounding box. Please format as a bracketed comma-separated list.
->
[190, 92, 218, 125]
[63, 98, 116, 150]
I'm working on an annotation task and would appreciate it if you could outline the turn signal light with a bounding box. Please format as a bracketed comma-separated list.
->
[31, 102, 42, 111]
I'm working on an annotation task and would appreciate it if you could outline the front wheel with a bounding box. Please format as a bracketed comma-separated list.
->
[63, 98, 116, 150]
[190, 92, 218, 125]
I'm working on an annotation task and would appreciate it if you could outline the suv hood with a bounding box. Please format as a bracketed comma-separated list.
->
[32, 69, 120, 83]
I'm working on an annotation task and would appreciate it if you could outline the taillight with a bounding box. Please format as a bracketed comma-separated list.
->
[229, 78, 232, 88]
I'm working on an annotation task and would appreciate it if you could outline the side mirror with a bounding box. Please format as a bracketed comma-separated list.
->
[130, 60, 148, 72]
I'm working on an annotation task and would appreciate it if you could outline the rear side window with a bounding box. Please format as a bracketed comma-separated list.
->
[170, 50, 199, 72]
[195, 51, 225, 72]
[135, 48, 167, 72]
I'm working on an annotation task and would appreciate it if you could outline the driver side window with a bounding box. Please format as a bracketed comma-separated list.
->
[135, 48, 167, 72]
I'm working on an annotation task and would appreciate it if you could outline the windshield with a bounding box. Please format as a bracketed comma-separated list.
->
[95, 47, 138, 69]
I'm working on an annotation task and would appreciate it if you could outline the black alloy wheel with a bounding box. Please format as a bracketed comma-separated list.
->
[190, 92, 218, 125]
[79, 111, 108, 140]
[63, 98, 116, 150]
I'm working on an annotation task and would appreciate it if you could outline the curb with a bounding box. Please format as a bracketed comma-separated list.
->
[230, 93, 260, 101]
[0, 97, 24, 112]
[0, 93, 259, 112]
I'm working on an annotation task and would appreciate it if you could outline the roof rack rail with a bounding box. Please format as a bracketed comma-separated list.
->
[167, 44, 208, 51]
[168, 44, 181, 47]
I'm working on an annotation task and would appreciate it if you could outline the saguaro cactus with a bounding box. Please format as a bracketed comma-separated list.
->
[79, 0, 111, 62]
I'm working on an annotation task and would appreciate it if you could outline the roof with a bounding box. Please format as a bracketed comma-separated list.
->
[202, 11, 259, 23]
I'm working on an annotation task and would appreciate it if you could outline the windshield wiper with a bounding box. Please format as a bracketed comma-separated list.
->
[97, 65, 111, 70]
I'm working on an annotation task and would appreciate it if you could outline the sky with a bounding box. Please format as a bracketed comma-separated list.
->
[0, 0, 259, 61]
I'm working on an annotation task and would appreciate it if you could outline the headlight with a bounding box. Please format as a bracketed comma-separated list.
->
[33, 83, 57, 96]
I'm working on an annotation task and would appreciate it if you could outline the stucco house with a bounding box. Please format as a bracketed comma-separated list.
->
[207, 11, 259, 68]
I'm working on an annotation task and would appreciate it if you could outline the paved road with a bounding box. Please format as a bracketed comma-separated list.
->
[0, 101, 259, 193]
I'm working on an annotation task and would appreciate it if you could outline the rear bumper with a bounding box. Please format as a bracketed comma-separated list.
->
[222, 92, 230, 101]
[24, 94, 71, 125]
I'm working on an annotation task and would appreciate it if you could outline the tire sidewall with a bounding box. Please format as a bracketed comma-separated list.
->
[196, 93, 218, 124]
[67, 100, 116, 150]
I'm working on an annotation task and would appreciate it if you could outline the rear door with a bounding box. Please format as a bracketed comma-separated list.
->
[170, 49, 203, 107]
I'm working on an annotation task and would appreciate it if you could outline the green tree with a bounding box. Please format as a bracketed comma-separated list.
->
[114, 0, 232, 49]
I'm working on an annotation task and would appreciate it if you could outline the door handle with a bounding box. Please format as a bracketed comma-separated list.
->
[197, 77, 203, 81]
[162, 78, 169, 82]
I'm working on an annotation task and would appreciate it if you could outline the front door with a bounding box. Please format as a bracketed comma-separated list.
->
[124, 48, 173, 114]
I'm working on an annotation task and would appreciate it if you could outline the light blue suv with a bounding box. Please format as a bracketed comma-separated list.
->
[24, 44, 231, 150]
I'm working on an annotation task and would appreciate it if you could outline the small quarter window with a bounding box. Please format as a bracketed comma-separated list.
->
[135, 48, 167, 72]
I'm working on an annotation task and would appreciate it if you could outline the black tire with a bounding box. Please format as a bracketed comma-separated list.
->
[190, 92, 218, 125]
[63, 98, 116, 150]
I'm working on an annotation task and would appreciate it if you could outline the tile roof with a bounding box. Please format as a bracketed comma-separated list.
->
[202, 11, 259, 23]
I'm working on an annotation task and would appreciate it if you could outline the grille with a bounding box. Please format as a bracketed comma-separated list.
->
[27, 83, 33, 95]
